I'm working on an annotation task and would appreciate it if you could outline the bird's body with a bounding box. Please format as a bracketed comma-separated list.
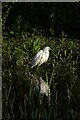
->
[31, 46, 51, 68]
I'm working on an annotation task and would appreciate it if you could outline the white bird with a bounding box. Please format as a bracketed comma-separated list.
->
[31, 46, 51, 68]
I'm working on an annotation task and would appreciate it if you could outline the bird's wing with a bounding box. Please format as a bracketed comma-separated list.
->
[39, 50, 49, 65]
[31, 50, 43, 67]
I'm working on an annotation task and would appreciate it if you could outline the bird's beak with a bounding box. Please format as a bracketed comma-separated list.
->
[50, 48, 52, 50]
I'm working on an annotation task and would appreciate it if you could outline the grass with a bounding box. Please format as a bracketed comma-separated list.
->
[2, 30, 80, 119]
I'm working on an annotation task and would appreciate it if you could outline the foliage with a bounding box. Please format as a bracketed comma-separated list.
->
[2, 2, 80, 39]
[2, 2, 80, 120]
[2, 27, 80, 119]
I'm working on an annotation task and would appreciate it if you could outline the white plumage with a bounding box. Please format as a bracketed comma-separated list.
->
[31, 46, 51, 68]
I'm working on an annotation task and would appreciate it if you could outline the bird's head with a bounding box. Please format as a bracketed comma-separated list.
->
[43, 46, 51, 51]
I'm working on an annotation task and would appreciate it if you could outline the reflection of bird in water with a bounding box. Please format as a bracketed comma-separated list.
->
[28, 72, 50, 97]
[35, 77, 50, 97]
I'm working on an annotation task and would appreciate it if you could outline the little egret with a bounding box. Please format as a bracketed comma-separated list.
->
[31, 46, 51, 68]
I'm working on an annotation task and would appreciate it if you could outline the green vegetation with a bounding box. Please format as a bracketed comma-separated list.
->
[2, 2, 80, 120]
[2, 30, 80, 119]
